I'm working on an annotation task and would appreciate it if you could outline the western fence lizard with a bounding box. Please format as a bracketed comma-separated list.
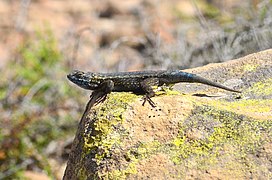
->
[67, 70, 241, 107]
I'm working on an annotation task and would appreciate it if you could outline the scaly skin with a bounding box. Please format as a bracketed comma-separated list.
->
[67, 70, 241, 107]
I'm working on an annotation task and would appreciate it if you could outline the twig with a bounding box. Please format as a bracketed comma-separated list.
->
[70, 27, 94, 68]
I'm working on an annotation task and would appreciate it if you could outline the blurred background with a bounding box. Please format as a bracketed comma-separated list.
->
[0, 0, 271, 179]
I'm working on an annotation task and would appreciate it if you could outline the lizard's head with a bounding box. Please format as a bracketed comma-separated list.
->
[67, 70, 98, 90]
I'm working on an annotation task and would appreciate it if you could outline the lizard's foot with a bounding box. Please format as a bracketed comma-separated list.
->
[142, 96, 156, 108]
[90, 91, 108, 106]
[94, 94, 108, 105]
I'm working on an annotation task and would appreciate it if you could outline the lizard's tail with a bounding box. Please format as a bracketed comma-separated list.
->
[190, 75, 241, 93]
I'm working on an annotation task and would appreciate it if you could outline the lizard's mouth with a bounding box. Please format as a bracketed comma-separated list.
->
[67, 70, 97, 90]
[67, 73, 72, 80]
[67, 73, 76, 83]
[67, 73, 74, 81]
[67, 70, 83, 85]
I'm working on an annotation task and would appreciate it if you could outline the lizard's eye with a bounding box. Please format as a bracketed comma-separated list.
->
[77, 72, 83, 76]
[71, 70, 84, 77]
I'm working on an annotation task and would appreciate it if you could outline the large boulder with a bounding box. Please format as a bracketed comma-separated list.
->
[64, 49, 272, 179]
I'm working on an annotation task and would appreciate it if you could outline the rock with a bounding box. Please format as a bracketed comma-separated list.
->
[63, 49, 272, 179]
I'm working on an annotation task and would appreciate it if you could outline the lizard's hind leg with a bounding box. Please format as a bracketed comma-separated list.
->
[140, 78, 159, 108]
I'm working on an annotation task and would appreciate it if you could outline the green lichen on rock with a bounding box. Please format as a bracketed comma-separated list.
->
[80, 92, 138, 178]
[170, 103, 271, 177]
[83, 92, 137, 161]
[108, 159, 139, 179]
[77, 166, 87, 180]
[82, 90, 271, 178]
[130, 140, 162, 159]
[243, 64, 260, 72]
[204, 99, 272, 120]
[108, 140, 162, 179]
[72, 89, 272, 179]
[79, 86, 272, 179]
[249, 78, 272, 96]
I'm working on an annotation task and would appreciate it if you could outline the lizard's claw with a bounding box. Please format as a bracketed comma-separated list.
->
[142, 95, 156, 108]
[94, 94, 108, 105]
[90, 91, 108, 106]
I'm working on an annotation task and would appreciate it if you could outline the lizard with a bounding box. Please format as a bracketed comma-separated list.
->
[67, 70, 241, 107]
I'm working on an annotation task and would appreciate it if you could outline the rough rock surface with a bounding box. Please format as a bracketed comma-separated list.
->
[64, 49, 272, 179]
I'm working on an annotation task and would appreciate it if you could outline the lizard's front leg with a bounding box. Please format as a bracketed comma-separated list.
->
[90, 80, 114, 105]
[140, 78, 159, 107]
